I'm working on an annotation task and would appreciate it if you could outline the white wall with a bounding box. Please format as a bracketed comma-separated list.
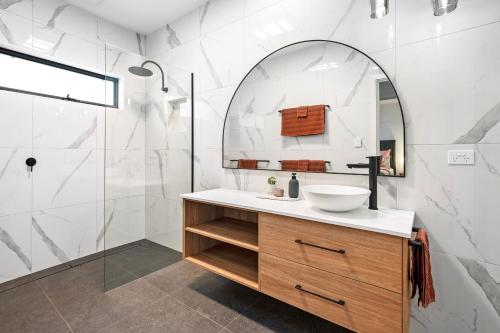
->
[146, 0, 500, 332]
[0, 0, 147, 282]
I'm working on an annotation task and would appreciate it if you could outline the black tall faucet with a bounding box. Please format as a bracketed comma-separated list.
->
[346, 156, 379, 210]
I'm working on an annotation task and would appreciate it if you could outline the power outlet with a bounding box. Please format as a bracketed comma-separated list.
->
[448, 150, 475, 165]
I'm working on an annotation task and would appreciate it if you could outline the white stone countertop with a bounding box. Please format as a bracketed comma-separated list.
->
[181, 188, 415, 238]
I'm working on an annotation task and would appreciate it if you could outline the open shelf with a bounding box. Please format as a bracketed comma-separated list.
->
[185, 243, 258, 290]
[186, 217, 258, 252]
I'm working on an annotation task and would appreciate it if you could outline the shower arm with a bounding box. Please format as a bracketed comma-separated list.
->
[141, 60, 168, 92]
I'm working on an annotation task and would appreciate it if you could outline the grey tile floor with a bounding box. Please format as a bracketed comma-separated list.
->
[0, 241, 351, 333]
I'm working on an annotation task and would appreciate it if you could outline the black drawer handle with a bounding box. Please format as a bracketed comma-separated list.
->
[295, 239, 345, 254]
[295, 284, 345, 306]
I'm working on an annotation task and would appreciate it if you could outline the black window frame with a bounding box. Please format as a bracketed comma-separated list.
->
[0, 46, 119, 109]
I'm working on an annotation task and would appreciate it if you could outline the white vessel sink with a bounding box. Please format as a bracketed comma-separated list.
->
[301, 185, 371, 212]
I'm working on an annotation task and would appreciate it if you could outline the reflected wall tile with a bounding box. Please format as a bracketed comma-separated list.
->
[33, 97, 98, 149]
[396, 0, 500, 46]
[409, 251, 500, 333]
[31, 202, 97, 272]
[0, 148, 32, 217]
[304, 0, 395, 53]
[396, 22, 500, 145]
[0, 213, 31, 284]
[1, 0, 33, 20]
[0, 90, 32, 148]
[0, 8, 33, 50]
[33, 148, 97, 210]
[33, 0, 97, 43]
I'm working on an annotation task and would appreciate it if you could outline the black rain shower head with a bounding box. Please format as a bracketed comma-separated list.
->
[128, 60, 168, 93]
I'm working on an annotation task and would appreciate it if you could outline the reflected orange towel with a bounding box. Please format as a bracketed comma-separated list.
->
[308, 160, 326, 172]
[411, 229, 436, 308]
[237, 159, 257, 169]
[281, 160, 309, 171]
[281, 104, 326, 136]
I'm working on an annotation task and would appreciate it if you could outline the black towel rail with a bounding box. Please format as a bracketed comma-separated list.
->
[278, 160, 331, 164]
[230, 159, 270, 163]
[278, 105, 331, 113]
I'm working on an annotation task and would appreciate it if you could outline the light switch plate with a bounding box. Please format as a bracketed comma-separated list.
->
[448, 150, 475, 165]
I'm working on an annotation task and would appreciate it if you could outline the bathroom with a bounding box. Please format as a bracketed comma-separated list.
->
[0, 0, 498, 332]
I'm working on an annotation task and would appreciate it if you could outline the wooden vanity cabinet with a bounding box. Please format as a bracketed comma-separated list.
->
[183, 199, 410, 333]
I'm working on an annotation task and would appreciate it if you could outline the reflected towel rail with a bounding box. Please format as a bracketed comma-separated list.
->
[229, 159, 270, 163]
[278, 105, 331, 113]
[278, 160, 331, 164]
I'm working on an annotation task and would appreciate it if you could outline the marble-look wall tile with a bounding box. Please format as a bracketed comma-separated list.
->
[103, 149, 145, 200]
[0, 213, 31, 284]
[396, 0, 500, 46]
[0, 148, 32, 217]
[97, 17, 145, 55]
[31, 202, 97, 272]
[145, 196, 182, 252]
[396, 22, 500, 145]
[33, 148, 97, 210]
[0, 90, 32, 148]
[1, 0, 33, 20]
[199, 0, 246, 36]
[0, 8, 33, 50]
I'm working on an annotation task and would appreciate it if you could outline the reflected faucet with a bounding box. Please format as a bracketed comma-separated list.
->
[346, 156, 379, 210]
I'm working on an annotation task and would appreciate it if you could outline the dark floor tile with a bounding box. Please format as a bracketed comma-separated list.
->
[146, 260, 262, 326]
[0, 282, 70, 333]
[100, 295, 222, 333]
[226, 294, 353, 333]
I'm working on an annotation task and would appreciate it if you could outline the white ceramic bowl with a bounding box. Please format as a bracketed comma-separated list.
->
[301, 185, 371, 212]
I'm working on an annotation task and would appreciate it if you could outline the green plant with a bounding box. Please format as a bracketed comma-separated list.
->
[267, 176, 277, 185]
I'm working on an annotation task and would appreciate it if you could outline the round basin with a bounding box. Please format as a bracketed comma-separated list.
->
[301, 185, 370, 212]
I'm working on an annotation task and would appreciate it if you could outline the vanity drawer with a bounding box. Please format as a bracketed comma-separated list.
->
[259, 213, 403, 293]
[260, 253, 402, 333]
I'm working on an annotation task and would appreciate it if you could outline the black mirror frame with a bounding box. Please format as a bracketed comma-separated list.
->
[221, 39, 406, 178]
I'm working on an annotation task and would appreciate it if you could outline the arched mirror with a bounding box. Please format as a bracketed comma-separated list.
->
[222, 40, 405, 177]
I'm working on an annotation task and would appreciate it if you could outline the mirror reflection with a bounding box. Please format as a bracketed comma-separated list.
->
[223, 40, 405, 177]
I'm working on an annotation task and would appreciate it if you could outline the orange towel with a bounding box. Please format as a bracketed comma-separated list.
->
[237, 159, 257, 169]
[308, 160, 326, 172]
[411, 229, 436, 308]
[281, 160, 309, 171]
[281, 104, 326, 137]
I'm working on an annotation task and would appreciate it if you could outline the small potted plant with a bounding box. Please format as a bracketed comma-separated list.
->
[267, 176, 277, 195]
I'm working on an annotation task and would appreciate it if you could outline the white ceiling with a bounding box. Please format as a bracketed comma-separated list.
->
[66, 0, 207, 34]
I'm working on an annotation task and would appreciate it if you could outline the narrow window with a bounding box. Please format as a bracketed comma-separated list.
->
[0, 47, 118, 108]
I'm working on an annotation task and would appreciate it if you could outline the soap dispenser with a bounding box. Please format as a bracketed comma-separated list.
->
[289, 173, 299, 198]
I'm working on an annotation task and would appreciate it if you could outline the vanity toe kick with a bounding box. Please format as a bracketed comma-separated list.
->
[260, 253, 402, 333]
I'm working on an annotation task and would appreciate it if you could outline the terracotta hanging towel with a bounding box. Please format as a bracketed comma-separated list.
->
[410, 228, 436, 308]
[237, 159, 258, 169]
[308, 160, 326, 172]
[281, 104, 326, 137]
[281, 160, 309, 172]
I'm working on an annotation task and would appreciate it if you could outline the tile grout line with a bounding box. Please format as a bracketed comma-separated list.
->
[35, 280, 75, 333]
[219, 295, 263, 332]
[166, 293, 226, 330]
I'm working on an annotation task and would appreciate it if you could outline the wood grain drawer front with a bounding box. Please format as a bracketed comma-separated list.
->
[260, 253, 402, 333]
[259, 213, 403, 293]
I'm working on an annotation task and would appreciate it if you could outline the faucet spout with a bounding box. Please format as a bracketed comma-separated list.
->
[346, 156, 379, 210]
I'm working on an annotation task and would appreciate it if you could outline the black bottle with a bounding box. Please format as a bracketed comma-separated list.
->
[288, 173, 299, 198]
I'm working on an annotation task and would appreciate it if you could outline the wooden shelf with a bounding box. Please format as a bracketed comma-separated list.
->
[186, 217, 258, 252]
[185, 243, 259, 290]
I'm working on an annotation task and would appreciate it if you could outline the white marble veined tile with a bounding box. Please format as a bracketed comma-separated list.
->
[1, 0, 33, 20]
[396, 0, 500, 46]
[0, 90, 32, 148]
[396, 22, 500, 145]
[104, 104, 145, 150]
[33, 97, 98, 149]
[32, 0, 98, 44]
[97, 196, 146, 251]
[31, 202, 97, 272]
[0, 148, 32, 217]
[104, 149, 145, 200]
[32, 148, 97, 211]
[304, 0, 395, 53]
[199, 0, 246, 36]
[97, 18, 144, 55]
[0, 213, 31, 284]
[193, 148, 223, 192]
[145, 196, 183, 252]
[410, 251, 500, 333]
[0, 8, 33, 50]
